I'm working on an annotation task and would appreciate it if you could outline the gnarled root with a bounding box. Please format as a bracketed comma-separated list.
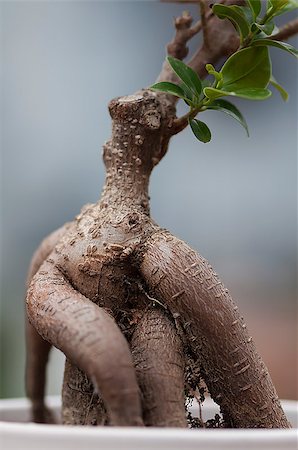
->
[138, 230, 290, 428]
[131, 308, 187, 427]
[26, 260, 143, 426]
[25, 225, 69, 423]
[62, 359, 106, 425]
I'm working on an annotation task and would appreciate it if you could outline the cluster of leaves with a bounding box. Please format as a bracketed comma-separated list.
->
[150, 0, 298, 143]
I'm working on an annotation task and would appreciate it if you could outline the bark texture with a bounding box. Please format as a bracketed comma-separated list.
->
[25, 3, 295, 429]
[25, 225, 69, 423]
[131, 308, 187, 427]
[139, 231, 289, 428]
[26, 90, 290, 428]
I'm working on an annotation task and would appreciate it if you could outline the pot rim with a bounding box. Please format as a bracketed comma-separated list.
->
[1, 397, 297, 450]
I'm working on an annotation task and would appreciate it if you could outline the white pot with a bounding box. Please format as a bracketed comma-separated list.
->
[0, 397, 297, 450]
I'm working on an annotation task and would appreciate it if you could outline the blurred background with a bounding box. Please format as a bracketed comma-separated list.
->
[0, 1, 297, 400]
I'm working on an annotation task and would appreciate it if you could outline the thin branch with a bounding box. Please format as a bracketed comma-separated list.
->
[187, 0, 243, 79]
[191, 19, 203, 34]
[157, 1, 230, 83]
[167, 11, 194, 60]
[270, 17, 298, 42]
[170, 107, 200, 135]
[157, 11, 200, 83]
[198, 0, 210, 49]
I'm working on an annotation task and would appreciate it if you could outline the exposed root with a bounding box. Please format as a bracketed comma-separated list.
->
[24, 1, 296, 425]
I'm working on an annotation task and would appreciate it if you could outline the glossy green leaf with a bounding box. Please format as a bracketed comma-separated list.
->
[237, 5, 255, 24]
[227, 87, 272, 99]
[251, 39, 298, 57]
[251, 21, 276, 35]
[267, 0, 294, 15]
[220, 46, 271, 91]
[189, 118, 211, 143]
[180, 82, 195, 102]
[204, 86, 272, 100]
[247, 0, 261, 19]
[167, 56, 202, 97]
[213, 4, 250, 42]
[150, 82, 187, 99]
[267, 0, 288, 11]
[262, 21, 276, 35]
[204, 87, 226, 100]
[206, 99, 249, 135]
[270, 76, 289, 101]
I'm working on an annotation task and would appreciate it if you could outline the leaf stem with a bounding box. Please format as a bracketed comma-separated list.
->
[170, 105, 201, 136]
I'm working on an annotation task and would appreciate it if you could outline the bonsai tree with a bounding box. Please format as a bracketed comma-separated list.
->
[25, 0, 298, 428]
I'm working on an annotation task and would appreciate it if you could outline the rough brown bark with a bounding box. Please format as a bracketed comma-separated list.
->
[138, 230, 290, 428]
[25, 3, 297, 429]
[26, 89, 290, 428]
[27, 259, 143, 426]
[62, 359, 106, 425]
[25, 225, 69, 423]
[131, 308, 187, 427]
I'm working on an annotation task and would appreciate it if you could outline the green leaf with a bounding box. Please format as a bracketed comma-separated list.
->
[227, 87, 272, 99]
[206, 99, 249, 136]
[180, 82, 195, 102]
[267, 0, 288, 12]
[167, 56, 202, 98]
[251, 21, 276, 36]
[262, 21, 276, 35]
[267, 0, 295, 16]
[204, 86, 272, 100]
[247, 0, 261, 20]
[150, 82, 187, 99]
[251, 39, 298, 57]
[189, 118, 211, 143]
[220, 46, 272, 91]
[204, 87, 227, 100]
[212, 4, 250, 43]
[270, 76, 289, 101]
[224, 5, 254, 26]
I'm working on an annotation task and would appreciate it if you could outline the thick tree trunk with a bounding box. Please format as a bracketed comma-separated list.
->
[26, 89, 290, 428]
[24, 0, 298, 425]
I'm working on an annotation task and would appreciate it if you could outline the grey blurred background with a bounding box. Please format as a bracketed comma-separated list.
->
[0, 1, 297, 400]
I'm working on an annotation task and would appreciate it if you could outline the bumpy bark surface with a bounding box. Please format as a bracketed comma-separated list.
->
[25, 3, 294, 429]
